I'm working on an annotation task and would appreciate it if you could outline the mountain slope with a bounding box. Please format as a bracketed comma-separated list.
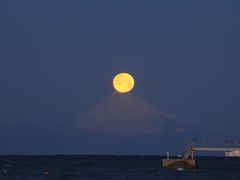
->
[76, 94, 182, 137]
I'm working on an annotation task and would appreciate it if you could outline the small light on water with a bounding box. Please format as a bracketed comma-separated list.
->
[177, 168, 184, 171]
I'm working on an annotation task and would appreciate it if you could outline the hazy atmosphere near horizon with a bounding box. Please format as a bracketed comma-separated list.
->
[1, 0, 240, 155]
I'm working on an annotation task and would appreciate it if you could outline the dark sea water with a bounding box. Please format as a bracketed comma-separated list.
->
[0, 155, 240, 180]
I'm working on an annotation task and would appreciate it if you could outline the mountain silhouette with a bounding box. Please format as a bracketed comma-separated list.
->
[76, 94, 183, 137]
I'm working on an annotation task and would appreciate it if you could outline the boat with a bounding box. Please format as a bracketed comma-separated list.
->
[225, 150, 240, 157]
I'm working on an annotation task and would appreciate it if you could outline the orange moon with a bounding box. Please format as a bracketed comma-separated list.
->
[113, 73, 135, 93]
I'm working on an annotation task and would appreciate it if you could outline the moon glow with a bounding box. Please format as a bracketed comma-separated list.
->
[113, 73, 135, 93]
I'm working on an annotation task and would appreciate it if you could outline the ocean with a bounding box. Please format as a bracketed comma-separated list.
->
[0, 155, 240, 180]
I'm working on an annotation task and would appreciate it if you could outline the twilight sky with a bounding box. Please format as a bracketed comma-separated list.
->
[0, 0, 240, 154]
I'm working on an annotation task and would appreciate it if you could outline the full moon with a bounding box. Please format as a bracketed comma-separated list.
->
[113, 73, 135, 93]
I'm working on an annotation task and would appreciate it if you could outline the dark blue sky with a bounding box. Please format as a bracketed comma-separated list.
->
[0, 0, 240, 154]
